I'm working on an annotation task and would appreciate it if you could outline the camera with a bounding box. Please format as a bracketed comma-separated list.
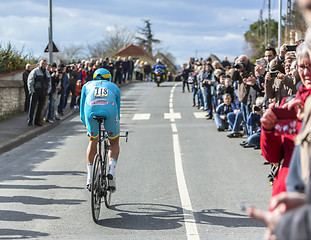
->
[256, 58, 268, 68]
[253, 105, 262, 112]
[270, 71, 278, 78]
[233, 63, 244, 69]
[286, 45, 297, 52]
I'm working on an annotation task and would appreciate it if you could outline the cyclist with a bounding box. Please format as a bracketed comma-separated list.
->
[80, 68, 120, 192]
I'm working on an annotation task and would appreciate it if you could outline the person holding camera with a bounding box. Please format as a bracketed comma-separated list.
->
[231, 54, 255, 129]
[265, 59, 297, 107]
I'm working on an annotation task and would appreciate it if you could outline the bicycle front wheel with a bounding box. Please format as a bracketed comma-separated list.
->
[91, 154, 102, 223]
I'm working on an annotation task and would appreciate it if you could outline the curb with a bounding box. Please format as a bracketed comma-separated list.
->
[0, 109, 78, 155]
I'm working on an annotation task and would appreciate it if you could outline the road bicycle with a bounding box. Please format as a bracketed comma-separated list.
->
[91, 116, 128, 223]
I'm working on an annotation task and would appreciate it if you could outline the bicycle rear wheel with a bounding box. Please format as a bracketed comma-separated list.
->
[91, 154, 102, 223]
[103, 141, 112, 208]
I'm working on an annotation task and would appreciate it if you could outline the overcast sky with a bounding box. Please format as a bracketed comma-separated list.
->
[0, 0, 288, 65]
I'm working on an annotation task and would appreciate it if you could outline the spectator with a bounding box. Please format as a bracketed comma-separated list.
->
[66, 64, 80, 108]
[224, 76, 235, 102]
[77, 63, 87, 85]
[143, 62, 151, 81]
[240, 97, 264, 149]
[75, 80, 82, 108]
[181, 64, 191, 93]
[122, 57, 129, 83]
[232, 54, 255, 128]
[54, 71, 63, 121]
[22, 63, 32, 113]
[226, 105, 244, 138]
[202, 63, 214, 119]
[107, 58, 115, 81]
[134, 59, 141, 80]
[215, 74, 226, 106]
[128, 56, 134, 81]
[191, 70, 201, 107]
[214, 93, 236, 131]
[45, 63, 57, 123]
[114, 56, 123, 84]
[57, 63, 69, 116]
[27, 59, 51, 126]
[139, 61, 144, 81]
[222, 56, 231, 68]
[85, 62, 93, 83]
[213, 69, 224, 108]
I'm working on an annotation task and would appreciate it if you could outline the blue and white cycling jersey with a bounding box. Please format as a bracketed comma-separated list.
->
[80, 80, 120, 139]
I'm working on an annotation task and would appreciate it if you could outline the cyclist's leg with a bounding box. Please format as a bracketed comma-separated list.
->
[104, 110, 120, 191]
[85, 115, 100, 189]
[87, 136, 98, 164]
[108, 136, 120, 161]
[107, 136, 120, 181]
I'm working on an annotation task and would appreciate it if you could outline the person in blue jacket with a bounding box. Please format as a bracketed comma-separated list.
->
[80, 68, 121, 192]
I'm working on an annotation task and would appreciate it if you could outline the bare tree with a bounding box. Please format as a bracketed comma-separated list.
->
[54, 43, 87, 64]
[87, 26, 135, 58]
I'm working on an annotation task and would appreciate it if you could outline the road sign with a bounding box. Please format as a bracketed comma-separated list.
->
[44, 41, 59, 52]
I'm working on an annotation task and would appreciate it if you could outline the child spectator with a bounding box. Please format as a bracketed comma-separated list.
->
[75, 80, 82, 108]
[215, 75, 226, 106]
[214, 93, 236, 131]
[224, 76, 235, 103]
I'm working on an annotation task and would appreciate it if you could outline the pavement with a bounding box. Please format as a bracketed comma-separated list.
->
[0, 107, 79, 154]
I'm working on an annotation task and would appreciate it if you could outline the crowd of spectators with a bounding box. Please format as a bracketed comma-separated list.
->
[23, 56, 161, 126]
[180, 21, 311, 238]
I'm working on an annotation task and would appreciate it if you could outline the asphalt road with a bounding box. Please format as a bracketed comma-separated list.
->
[0, 81, 271, 240]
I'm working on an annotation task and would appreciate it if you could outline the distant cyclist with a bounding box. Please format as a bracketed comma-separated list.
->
[80, 68, 121, 192]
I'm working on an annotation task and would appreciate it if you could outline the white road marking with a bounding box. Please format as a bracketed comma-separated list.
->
[169, 83, 200, 240]
[193, 112, 207, 118]
[120, 113, 131, 118]
[173, 134, 200, 240]
[171, 123, 177, 133]
[132, 113, 151, 120]
[164, 112, 181, 119]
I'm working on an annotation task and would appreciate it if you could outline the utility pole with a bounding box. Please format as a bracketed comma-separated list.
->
[48, 0, 53, 64]
[259, 9, 263, 37]
[285, 0, 292, 43]
[267, 0, 271, 45]
[278, 0, 282, 50]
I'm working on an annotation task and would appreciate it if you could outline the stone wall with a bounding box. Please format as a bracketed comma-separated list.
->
[0, 71, 25, 118]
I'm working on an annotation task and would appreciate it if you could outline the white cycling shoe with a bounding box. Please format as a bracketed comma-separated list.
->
[86, 166, 93, 191]
[107, 165, 116, 192]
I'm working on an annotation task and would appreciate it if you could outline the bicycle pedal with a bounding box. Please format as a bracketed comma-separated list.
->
[107, 174, 113, 180]
[108, 186, 116, 193]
